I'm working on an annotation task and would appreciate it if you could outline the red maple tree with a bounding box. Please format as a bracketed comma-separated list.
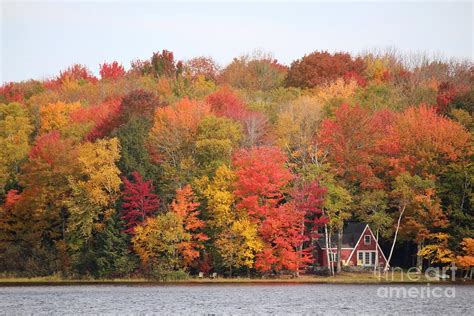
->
[318, 103, 395, 189]
[99, 61, 126, 80]
[121, 171, 160, 235]
[286, 51, 366, 88]
[233, 146, 313, 274]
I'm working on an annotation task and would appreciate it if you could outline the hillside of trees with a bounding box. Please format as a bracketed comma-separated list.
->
[0, 49, 473, 279]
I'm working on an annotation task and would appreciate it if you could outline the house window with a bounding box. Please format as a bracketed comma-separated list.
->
[364, 235, 371, 245]
[329, 252, 339, 262]
[364, 252, 371, 265]
[357, 251, 376, 266]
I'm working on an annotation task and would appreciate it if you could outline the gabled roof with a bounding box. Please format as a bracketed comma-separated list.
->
[316, 222, 367, 248]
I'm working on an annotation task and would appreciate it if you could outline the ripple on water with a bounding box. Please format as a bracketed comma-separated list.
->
[0, 284, 472, 314]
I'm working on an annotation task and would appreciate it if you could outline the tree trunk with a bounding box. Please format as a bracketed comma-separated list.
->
[374, 229, 379, 274]
[324, 224, 333, 276]
[384, 205, 406, 272]
[416, 242, 423, 273]
[329, 230, 335, 276]
[336, 228, 343, 273]
[61, 207, 67, 241]
[296, 218, 304, 278]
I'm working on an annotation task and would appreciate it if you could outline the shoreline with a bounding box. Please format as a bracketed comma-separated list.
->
[1, 273, 473, 286]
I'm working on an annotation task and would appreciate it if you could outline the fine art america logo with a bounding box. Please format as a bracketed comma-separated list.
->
[376, 264, 458, 298]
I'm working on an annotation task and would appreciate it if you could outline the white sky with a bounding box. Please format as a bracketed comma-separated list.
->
[1, 1, 473, 83]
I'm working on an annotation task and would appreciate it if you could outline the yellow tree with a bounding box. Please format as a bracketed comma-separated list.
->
[418, 233, 455, 265]
[215, 218, 263, 276]
[199, 165, 262, 275]
[199, 165, 237, 230]
[66, 138, 122, 250]
[275, 95, 324, 171]
[0, 132, 78, 273]
[456, 238, 474, 278]
[0, 103, 33, 194]
[133, 212, 188, 272]
[39, 101, 81, 134]
[133, 185, 208, 273]
[315, 78, 358, 105]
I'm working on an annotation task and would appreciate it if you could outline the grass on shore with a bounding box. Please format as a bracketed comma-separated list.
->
[0, 271, 464, 285]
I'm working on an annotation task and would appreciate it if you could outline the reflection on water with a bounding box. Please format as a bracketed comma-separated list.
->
[0, 284, 472, 314]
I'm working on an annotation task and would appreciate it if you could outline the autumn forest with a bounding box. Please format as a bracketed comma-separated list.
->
[0, 49, 473, 279]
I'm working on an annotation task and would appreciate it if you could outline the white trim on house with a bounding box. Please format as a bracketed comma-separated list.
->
[364, 235, 371, 245]
[346, 224, 388, 266]
[357, 250, 377, 266]
[346, 224, 369, 264]
[365, 224, 389, 264]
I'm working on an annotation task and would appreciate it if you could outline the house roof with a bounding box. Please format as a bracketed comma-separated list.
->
[316, 222, 367, 248]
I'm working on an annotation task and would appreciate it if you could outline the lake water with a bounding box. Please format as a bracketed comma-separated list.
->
[0, 284, 472, 314]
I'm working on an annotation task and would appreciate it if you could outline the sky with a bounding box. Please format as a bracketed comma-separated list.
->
[1, 1, 473, 83]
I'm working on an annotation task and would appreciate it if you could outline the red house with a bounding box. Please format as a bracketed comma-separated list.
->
[314, 223, 388, 268]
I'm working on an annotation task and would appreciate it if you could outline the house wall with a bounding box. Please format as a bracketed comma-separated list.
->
[348, 226, 387, 267]
[319, 248, 353, 267]
[315, 225, 388, 268]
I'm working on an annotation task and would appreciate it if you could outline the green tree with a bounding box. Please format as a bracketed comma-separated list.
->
[195, 115, 242, 175]
[358, 190, 392, 271]
[115, 117, 158, 178]
[323, 179, 352, 274]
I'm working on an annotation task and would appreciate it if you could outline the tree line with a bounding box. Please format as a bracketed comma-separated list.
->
[0, 49, 473, 279]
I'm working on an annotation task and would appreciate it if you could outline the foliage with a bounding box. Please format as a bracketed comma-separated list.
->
[195, 115, 242, 174]
[275, 95, 324, 170]
[121, 171, 160, 235]
[319, 103, 394, 189]
[418, 233, 455, 264]
[66, 138, 122, 251]
[219, 51, 287, 91]
[133, 211, 188, 272]
[39, 101, 82, 134]
[1, 48, 473, 278]
[0, 103, 33, 195]
[133, 185, 207, 272]
[56, 64, 98, 85]
[456, 238, 474, 268]
[100, 61, 126, 80]
[286, 51, 365, 88]
[184, 57, 219, 82]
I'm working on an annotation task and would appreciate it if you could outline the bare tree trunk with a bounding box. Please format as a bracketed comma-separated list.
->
[328, 230, 335, 276]
[296, 218, 304, 278]
[416, 242, 423, 273]
[336, 228, 343, 273]
[229, 252, 233, 278]
[384, 205, 406, 272]
[324, 224, 333, 276]
[374, 229, 379, 274]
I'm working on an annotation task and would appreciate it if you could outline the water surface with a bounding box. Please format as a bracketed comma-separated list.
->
[1, 284, 472, 314]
